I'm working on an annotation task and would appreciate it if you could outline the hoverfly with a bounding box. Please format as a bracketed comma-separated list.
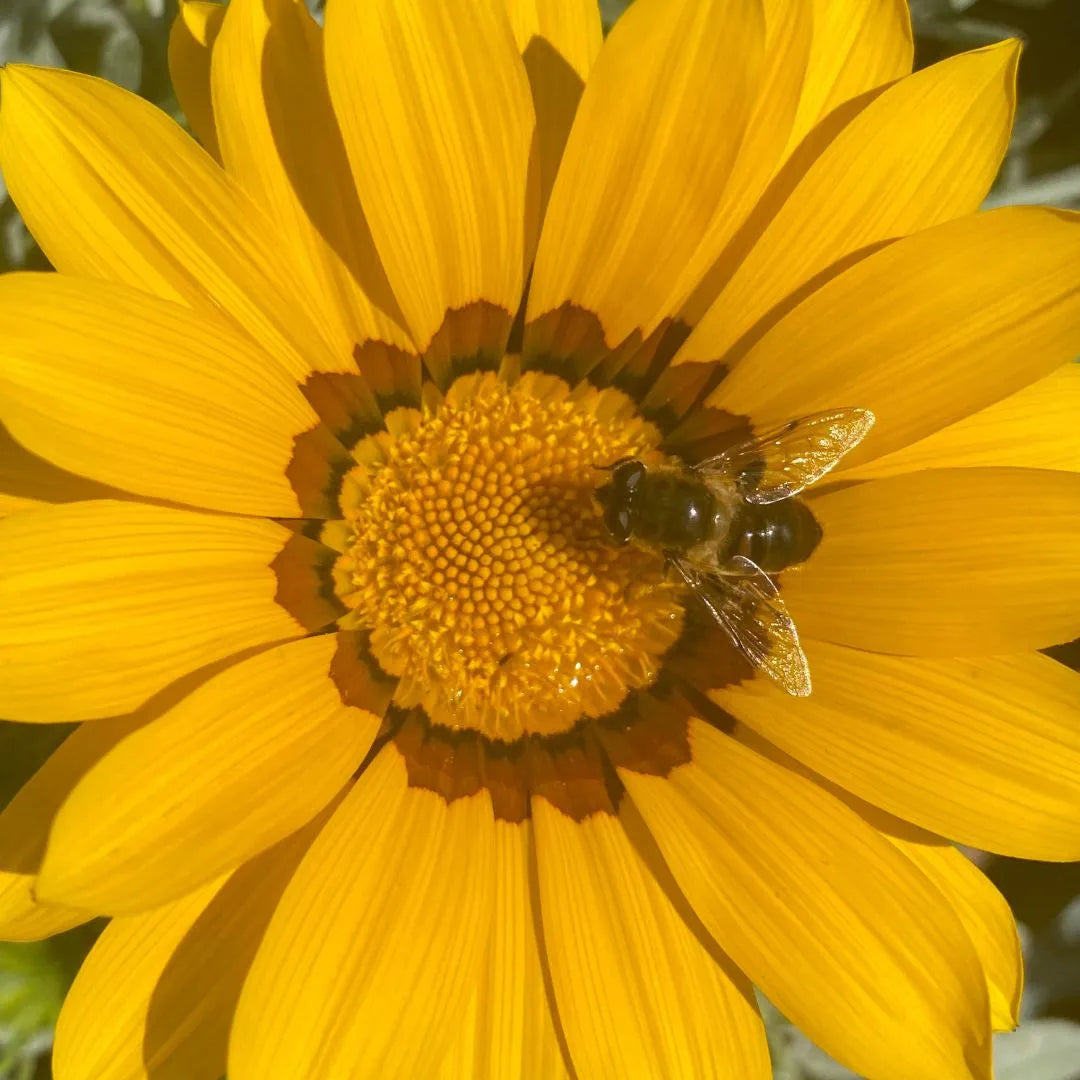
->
[594, 409, 875, 696]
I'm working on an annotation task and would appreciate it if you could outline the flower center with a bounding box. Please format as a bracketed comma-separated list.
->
[336, 370, 684, 740]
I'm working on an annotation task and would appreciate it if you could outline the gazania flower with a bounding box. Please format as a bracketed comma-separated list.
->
[1, 0, 1079, 1077]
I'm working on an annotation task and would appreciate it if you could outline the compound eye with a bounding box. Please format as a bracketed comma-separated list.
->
[613, 459, 647, 493]
[603, 504, 632, 545]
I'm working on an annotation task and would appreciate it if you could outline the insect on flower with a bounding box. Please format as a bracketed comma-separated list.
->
[595, 409, 876, 696]
[2, 0, 1080, 1075]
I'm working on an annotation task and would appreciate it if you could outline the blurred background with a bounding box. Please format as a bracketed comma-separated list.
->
[1, 1, 1078, 1077]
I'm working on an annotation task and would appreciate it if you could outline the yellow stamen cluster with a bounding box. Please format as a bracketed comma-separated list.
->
[337, 372, 684, 740]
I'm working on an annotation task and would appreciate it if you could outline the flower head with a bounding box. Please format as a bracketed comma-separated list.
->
[1, 1, 1079, 1078]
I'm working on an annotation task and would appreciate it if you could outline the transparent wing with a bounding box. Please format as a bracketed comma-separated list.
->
[694, 408, 875, 505]
[669, 554, 811, 697]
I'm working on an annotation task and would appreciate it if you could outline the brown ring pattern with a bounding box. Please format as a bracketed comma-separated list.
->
[272, 299, 821, 820]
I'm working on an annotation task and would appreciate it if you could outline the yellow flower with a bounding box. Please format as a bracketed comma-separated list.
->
[0, 0, 1079, 1077]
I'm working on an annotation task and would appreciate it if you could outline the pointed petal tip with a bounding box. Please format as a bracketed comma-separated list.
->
[979, 34, 1022, 101]
[28, 864, 94, 916]
[2, 62, 56, 88]
[0, 62, 23, 95]
[179, 0, 226, 42]
[0, 63, 115, 115]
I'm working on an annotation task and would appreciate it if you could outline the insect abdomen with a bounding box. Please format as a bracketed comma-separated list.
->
[722, 498, 823, 572]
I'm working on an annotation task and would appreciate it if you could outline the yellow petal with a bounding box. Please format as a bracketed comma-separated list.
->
[0, 651, 286, 940]
[36, 635, 378, 915]
[52, 809, 328, 1080]
[879, 819, 1022, 1031]
[505, 0, 602, 240]
[212, 0, 410, 351]
[619, 719, 992, 1080]
[229, 745, 495, 1079]
[532, 796, 770, 1078]
[711, 208, 1080, 464]
[0, 879, 80, 944]
[0, 423, 123, 519]
[736, 729, 1022, 1035]
[0, 273, 334, 517]
[841, 363, 1080, 480]
[0, 501, 305, 723]
[54, 882, 225, 1080]
[504, 0, 601, 85]
[0, 65, 351, 380]
[0, 492, 47, 518]
[788, 0, 913, 152]
[677, 40, 1018, 368]
[671, 1, 812, 327]
[437, 822, 572, 1080]
[785, 468, 1080, 654]
[526, 0, 764, 349]
[714, 643, 1080, 861]
[324, 0, 533, 354]
[689, 0, 916, 318]
[678, 0, 914, 325]
[167, 0, 224, 159]
[0, 720, 140, 941]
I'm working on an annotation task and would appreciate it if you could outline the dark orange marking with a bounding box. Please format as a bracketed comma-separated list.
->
[291, 343, 422, 514]
[595, 690, 693, 775]
[394, 710, 485, 804]
[423, 301, 515, 389]
[302, 341, 423, 454]
[352, 339, 423, 419]
[383, 683, 704, 823]
[388, 710, 620, 824]
[521, 302, 609, 385]
[595, 318, 690, 403]
[527, 725, 621, 821]
[271, 531, 347, 632]
[520, 307, 712, 445]
[330, 630, 397, 718]
[301, 371, 382, 447]
[285, 423, 354, 518]
[639, 362, 740, 446]
[482, 737, 531, 823]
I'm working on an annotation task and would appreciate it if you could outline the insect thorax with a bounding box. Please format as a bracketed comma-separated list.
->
[630, 470, 727, 551]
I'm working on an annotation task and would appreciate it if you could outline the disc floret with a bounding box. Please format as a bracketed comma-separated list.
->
[338, 372, 684, 739]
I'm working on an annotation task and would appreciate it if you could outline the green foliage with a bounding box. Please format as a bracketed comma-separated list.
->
[0, 925, 102, 1080]
[0, 940, 65, 1080]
